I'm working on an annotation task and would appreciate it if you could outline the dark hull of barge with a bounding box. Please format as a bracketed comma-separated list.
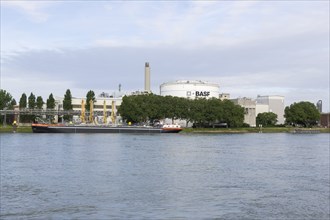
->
[31, 124, 182, 134]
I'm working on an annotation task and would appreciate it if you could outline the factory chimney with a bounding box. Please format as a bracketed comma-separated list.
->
[144, 62, 151, 93]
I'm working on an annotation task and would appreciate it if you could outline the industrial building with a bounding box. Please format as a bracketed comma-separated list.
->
[231, 97, 256, 127]
[320, 113, 330, 128]
[220, 93, 230, 101]
[160, 80, 220, 99]
[256, 95, 285, 124]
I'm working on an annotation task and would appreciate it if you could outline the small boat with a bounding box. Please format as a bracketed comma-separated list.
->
[31, 123, 182, 133]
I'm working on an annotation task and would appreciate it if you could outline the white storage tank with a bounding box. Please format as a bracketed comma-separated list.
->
[160, 80, 220, 99]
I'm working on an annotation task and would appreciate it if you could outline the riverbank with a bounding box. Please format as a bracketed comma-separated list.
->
[0, 126, 32, 133]
[1, 125, 329, 133]
[182, 127, 330, 133]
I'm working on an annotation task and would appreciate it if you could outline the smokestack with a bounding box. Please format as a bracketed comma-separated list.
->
[145, 62, 150, 92]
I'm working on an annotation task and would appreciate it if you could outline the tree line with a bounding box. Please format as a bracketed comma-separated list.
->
[0, 89, 97, 123]
[118, 94, 245, 127]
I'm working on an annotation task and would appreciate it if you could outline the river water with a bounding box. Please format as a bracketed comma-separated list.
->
[0, 133, 329, 219]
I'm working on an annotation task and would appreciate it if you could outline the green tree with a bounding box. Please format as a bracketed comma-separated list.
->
[256, 112, 277, 127]
[284, 101, 320, 127]
[222, 100, 244, 127]
[63, 89, 73, 121]
[46, 93, 55, 109]
[118, 94, 245, 128]
[205, 98, 223, 127]
[19, 93, 29, 123]
[27, 93, 36, 122]
[147, 94, 164, 121]
[28, 92, 36, 109]
[190, 98, 208, 127]
[0, 90, 16, 124]
[10, 99, 17, 107]
[85, 90, 96, 112]
[0, 90, 16, 110]
[36, 96, 44, 109]
[46, 93, 56, 123]
[118, 95, 143, 123]
[19, 93, 27, 109]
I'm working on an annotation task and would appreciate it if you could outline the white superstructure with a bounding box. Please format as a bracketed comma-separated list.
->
[160, 80, 220, 99]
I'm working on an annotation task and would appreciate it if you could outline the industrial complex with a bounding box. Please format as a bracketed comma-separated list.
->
[47, 62, 291, 127]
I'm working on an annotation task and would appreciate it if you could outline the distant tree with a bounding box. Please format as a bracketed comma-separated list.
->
[190, 98, 208, 127]
[0, 90, 16, 124]
[118, 95, 138, 123]
[19, 93, 27, 109]
[28, 92, 36, 109]
[27, 93, 37, 122]
[256, 112, 277, 127]
[46, 93, 56, 109]
[36, 96, 44, 109]
[118, 95, 147, 123]
[46, 93, 56, 122]
[0, 90, 15, 110]
[284, 101, 320, 127]
[85, 90, 96, 112]
[18, 93, 29, 122]
[222, 100, 244, 127]
[63, 89, 73, 110]
[10, 99, 17, 107]
[63, 89, 73, 121]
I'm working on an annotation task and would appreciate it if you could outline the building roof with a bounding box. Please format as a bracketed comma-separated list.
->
[160, 80, 219, 87]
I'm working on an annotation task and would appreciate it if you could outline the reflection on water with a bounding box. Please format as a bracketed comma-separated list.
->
[1, 133, 329, 219]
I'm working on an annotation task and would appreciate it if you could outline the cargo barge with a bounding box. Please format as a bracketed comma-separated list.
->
[31, 123, 182, 133]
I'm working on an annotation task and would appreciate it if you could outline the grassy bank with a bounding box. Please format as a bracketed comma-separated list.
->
[182, 127, 330, 133]
[0, 125, 32, 133]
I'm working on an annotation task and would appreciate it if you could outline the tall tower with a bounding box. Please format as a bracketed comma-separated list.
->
[317, 100, 322, 113]
[145, 62, 150, 93]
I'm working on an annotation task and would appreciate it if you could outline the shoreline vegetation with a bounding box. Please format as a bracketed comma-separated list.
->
[0, 125, 329, 134]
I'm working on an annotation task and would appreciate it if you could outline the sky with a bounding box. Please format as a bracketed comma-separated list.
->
[1, 1, 329, 111]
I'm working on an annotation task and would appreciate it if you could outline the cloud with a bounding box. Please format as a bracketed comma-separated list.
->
[1, 42, 328, 110]
[1, 1, 55, 23]
[1, 1, 329, 111]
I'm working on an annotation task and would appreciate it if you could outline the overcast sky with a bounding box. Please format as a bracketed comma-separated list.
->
[1, 1, 329, 111]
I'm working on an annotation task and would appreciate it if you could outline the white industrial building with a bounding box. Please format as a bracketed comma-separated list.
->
[256, 95, 285, 124]
[160, 80, 220, 99]
[231, 97, 256, 127]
